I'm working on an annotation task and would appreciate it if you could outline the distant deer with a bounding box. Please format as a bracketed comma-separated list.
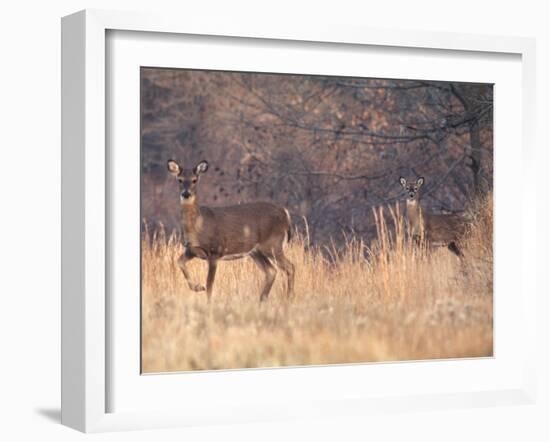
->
[399, 176, 469, 256]
[167, 159, 295, 302]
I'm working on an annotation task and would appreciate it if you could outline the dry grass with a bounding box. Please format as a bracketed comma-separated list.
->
[141, 194, 493, 373]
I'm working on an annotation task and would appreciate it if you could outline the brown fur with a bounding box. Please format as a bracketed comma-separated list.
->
[400, 177, 469, 256]
[168, 159, 294, 301]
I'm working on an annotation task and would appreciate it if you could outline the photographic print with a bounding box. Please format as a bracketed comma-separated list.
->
[140, 68, 493, 373]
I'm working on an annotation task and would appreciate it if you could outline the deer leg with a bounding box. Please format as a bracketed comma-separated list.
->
[273, 250, 295, 298]
[177, 250, 205, 292]
[205, 259, 218, 301]
[250, 250, 277, 302]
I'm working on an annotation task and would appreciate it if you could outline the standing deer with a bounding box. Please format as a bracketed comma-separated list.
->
[167, 159, 295, 302]
[399, 176, 469, 256]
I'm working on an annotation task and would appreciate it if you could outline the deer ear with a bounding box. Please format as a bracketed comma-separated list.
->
[194, 160, 209, 175]
[399, 177, 407, 188]
[416, 177, 425, 187]
[167, 160, 181, 176]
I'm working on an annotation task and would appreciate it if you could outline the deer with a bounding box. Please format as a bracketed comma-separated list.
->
[167, 159, 295, 302]
[399, 176, 470, 257]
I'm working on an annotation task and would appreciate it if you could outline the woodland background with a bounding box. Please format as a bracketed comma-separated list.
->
[141, 68, 493, 245]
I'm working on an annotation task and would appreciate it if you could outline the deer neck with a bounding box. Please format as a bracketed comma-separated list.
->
[406, 198, 424, 231]
[180, 201, 203, 246]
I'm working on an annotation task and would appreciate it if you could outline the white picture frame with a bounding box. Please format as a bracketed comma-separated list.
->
[61, 9, 537, 433]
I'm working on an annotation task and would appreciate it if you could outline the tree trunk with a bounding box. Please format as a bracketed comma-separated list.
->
[468, 118, 482, 195]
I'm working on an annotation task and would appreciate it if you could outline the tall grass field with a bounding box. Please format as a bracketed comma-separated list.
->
[141, 195, 493, 373]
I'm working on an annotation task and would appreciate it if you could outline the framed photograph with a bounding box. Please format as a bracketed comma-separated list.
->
[61, 9, 537, 432]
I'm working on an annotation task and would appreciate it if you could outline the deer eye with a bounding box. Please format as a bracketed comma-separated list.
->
[192, 178, 197, 184]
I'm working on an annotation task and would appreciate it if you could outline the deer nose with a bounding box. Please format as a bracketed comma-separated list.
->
[181, 190, 191, 199]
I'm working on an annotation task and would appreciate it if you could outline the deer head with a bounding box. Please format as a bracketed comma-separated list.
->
[399, 176, 425, 203]
[167, 159, 209, 205]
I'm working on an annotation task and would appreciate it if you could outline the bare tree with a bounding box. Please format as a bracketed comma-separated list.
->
[141, 69, 493, 247]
